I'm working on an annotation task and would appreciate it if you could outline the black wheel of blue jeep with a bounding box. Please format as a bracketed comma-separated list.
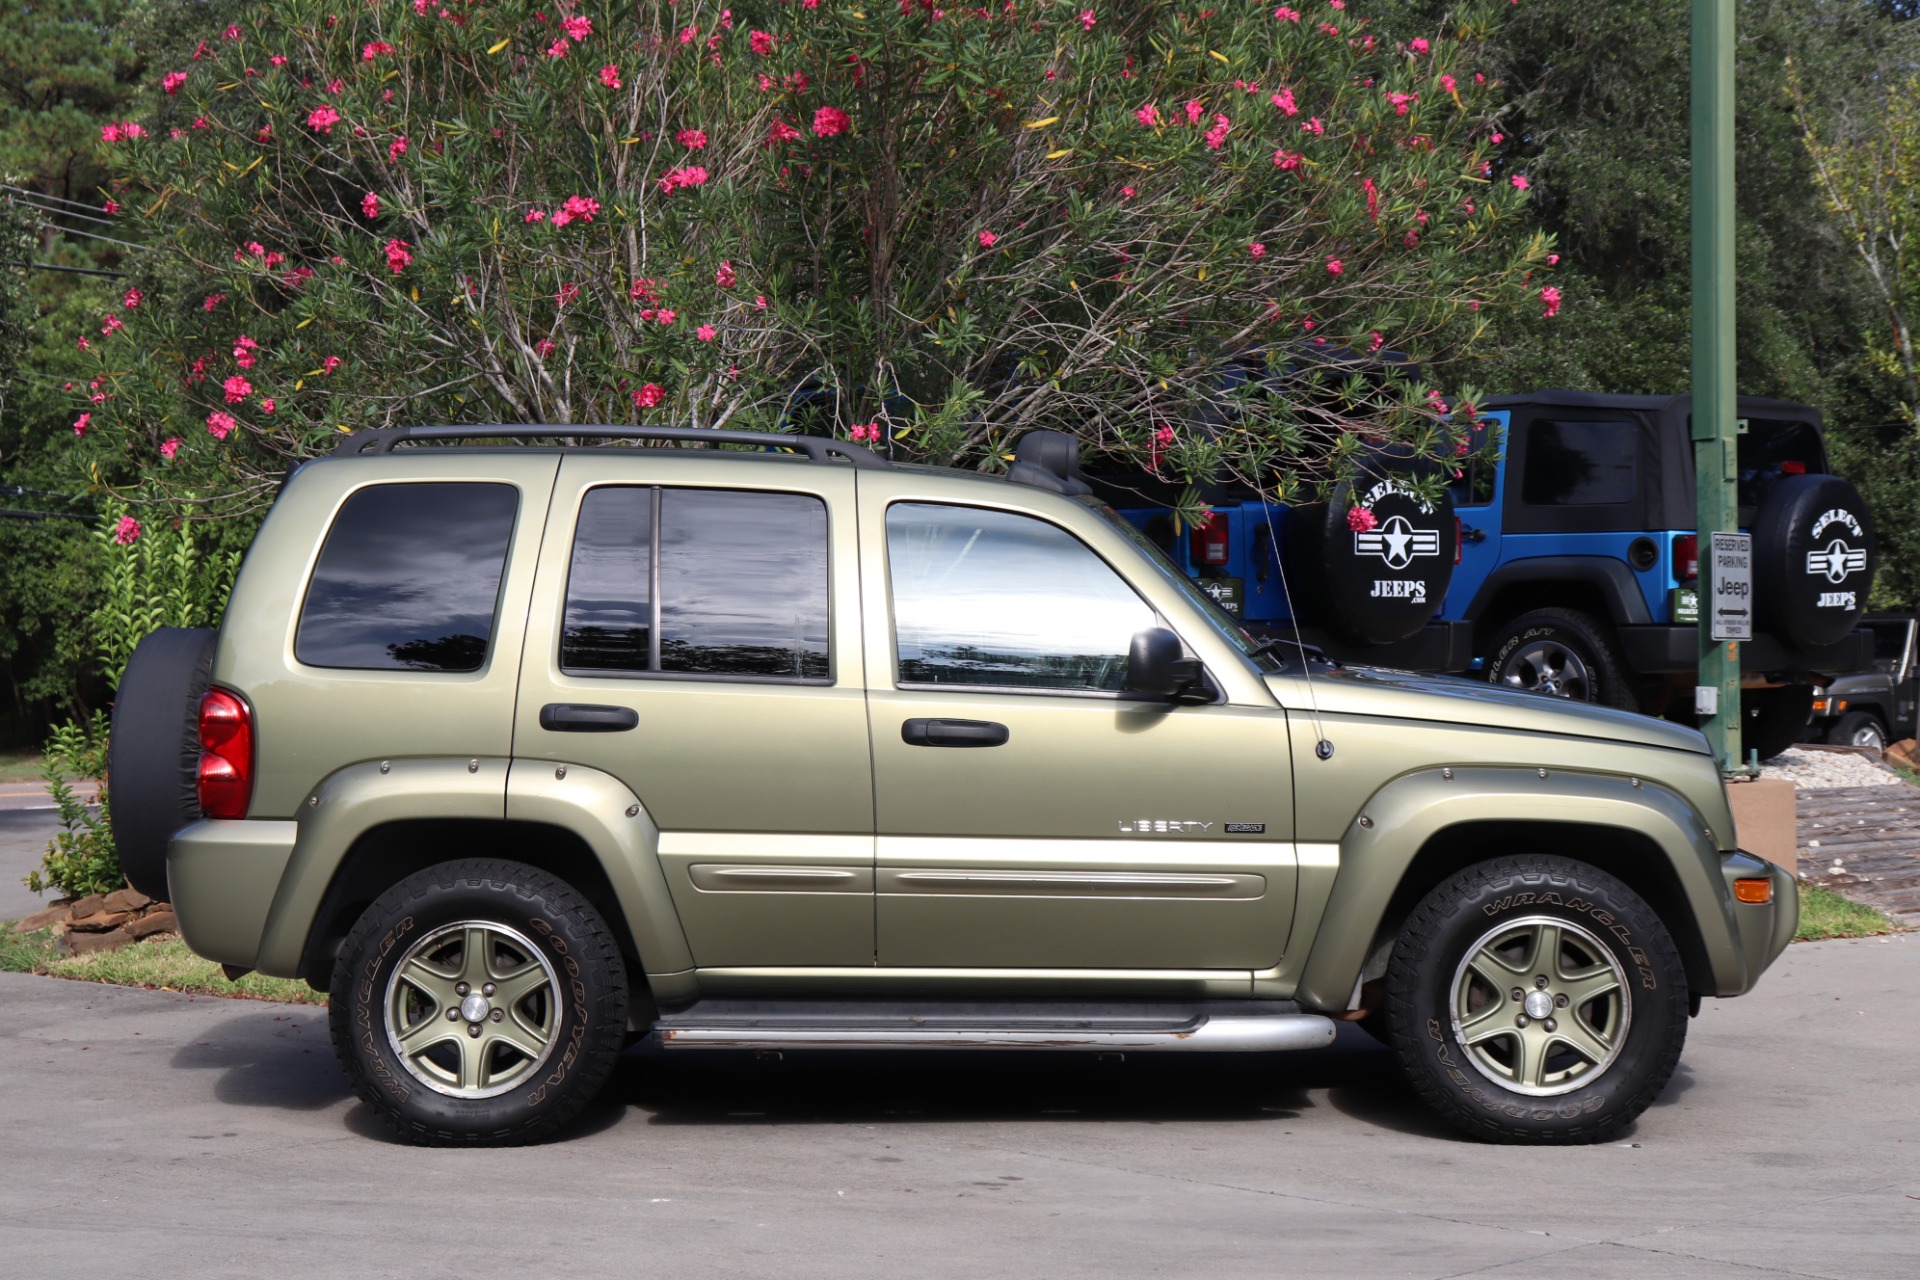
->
[1384, 855, 1689, 1144]
[1743, 686, 1814, 761]
[330, 858, 628, 1147]
[1752, 473, 1874, 650]
[1286, 450, 1458, 646]
[1485, 608, 1636, 710]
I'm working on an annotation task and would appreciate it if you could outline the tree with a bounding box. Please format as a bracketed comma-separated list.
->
[68, 0, 1548, 528]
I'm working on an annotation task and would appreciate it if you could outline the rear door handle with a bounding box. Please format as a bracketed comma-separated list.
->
[901, 718, 1010, 748]
[540, 703, 639, 733]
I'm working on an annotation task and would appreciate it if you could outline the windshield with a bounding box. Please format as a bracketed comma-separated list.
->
[1089, 501, 1289, 673]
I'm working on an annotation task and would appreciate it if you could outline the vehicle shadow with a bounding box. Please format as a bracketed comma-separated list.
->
[169, 1008, 348, 1112]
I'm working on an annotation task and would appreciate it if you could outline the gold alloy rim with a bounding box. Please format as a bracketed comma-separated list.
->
[382, 920, 562, 1099]
[1448, 914, 1631, 1097]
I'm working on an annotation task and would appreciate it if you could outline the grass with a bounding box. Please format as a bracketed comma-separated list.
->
[0, 927, 325, 1005]
[0, 748, 50, 785]
[1794, 882, 1904, 942]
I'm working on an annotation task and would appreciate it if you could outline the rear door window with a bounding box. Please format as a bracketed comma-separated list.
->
[296, 482, 518, 672]
[561, 487, 830, 681]
[1521, 421, 1637, 507]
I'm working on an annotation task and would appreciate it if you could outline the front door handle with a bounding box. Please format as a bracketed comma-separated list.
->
[540, 703, 639, 732]
[901, 718, 1010, 748]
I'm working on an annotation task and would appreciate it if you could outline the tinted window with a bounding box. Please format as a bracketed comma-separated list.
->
[1447, 418, 1500, 508]
[561, 487, 829, 680]
[659, 489, 829, 678]
[1522, 420, 1636, 506]
[887, 503, 1153, 691]
[561, 487, 654, 672]
[296, 482, 517, 671]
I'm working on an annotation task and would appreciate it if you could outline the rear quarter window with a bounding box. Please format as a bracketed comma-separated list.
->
[295, 482, 518, 672]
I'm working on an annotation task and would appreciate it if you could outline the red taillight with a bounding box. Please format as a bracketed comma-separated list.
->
[197, 688, 254, 820]
[1673, 534, 1699, 581]
[1190, 517, 1231, 568]
[1454, 516, 1463, 565]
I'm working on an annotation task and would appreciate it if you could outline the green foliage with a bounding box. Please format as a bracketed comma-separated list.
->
[27, 711, 115, 898]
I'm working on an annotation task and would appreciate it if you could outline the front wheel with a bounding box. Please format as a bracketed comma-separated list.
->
[329, 858, 629, 1146]
[1383, 856, 1688, 1144]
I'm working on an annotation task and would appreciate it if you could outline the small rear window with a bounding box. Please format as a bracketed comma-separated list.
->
[296, 482, 518, 672]
[1521, 420, 1636, 507]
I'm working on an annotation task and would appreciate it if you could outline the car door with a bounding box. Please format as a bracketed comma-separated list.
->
[514, 454, 873, 968]
[860, 482, 1298, 972]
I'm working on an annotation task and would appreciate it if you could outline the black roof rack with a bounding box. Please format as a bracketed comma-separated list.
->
[328, 424, 892, 469]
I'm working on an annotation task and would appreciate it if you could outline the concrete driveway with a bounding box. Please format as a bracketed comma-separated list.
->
[0, 809, 60, 921]
[0, 933, 1914, 1279]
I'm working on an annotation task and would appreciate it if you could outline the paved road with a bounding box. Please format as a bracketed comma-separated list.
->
[0, 935, 1913, 1278]
[0, 809, 60, 920]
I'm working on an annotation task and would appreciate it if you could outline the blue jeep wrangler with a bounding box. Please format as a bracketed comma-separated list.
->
[1106, 390, 1876, 759]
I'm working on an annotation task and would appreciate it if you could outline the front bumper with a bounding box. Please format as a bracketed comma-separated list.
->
[1718, 850, 1799, 996]
[167, 819, 299, 970]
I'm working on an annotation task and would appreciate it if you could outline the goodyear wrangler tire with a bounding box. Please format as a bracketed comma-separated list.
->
[1286, 453, 1458, 646]
[1384, 855, 1689, 1145]
[1752, 473, 1874, 651]
[107, 627, 217, 901]
[329, 858, 628, 1147]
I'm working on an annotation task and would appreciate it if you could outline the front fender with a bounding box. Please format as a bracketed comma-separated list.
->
[1290, 766, 1744, 1012]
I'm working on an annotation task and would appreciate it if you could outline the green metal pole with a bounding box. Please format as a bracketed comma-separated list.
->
[1692, 0, 1742, 774]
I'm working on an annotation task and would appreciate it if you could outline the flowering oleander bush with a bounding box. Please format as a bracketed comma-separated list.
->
[71, 0, 1549, 517]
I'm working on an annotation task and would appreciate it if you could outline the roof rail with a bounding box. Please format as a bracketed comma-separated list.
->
[328, 424, 892, 469]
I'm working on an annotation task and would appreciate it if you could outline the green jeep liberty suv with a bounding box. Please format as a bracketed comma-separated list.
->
[107, 425, 1797, 1147]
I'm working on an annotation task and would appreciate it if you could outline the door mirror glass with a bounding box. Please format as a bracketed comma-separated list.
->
[1126, 627, 1201, 699]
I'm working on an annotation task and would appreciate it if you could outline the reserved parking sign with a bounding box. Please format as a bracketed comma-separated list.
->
[1709, 531, 1753, 642]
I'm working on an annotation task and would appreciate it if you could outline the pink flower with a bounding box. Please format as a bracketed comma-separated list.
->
[1386, 91, 1416, 116]
[206, 411, 237, 440]
[656, 309, 677, 325]
[629, 278, 660, 302]
[677, 128, 708, 149]
[1346, 506, 1377, 533]
[1080, 9, 1096, 30]
[223, 375, 252, 404]
[162, 71, 188, 95]
[113, 516, 141, 545]
[1439, 74, 1457, 94]
[534, 339, 556, 359]
[1271, 87, 1298, 116]
[160, 438, 181, 460]
[1204, 113, 1232, 149]
[122, 287, 143, 309]
[233, 336, 259, 369]
[361, 191, 380, 218]
[73, 413, 91, 436]
[633, 382, 666, 408]
[600, 64, 622, 89]
[659, 165, 709, 192]
[1274, 6, 1300, 20]
[755, 295, 768, 311]
[1302, 116, 1325, 135]
[1511, 174, 1530, 190]
[696, 324, 717, 341]
[1369, 331, 1385, 352]
[715, 260, 737, 288]
[222, 23, 241, 40]
[260, 397, 276, 414]
[1325, 257, 1343, 275]
[1409, 37, 1430, 55]
[812, 106, 850, 137]
[389, 136, 409, 162]
[1547, 253, 1560, 266]
[1248, 242, 1266, 259]
[548, 38, 571, 58]
[1539, 285, 1563, 318]
[325, 79, 345, 96]
[1273, 149, 1304, 170]
[384, 239, 413, 273]
[750, 30, 775, 54]
[1120, 186, 1135, 198]
[1135, 103, 1163, 127]
[103, 199, 121, 214]
[307, 104, 342, 133]
[100, 123, 123, 143]
[556, 282, 581, 306]
[563, 15, 593, 41]
[202, 293, 226, 313]
[561, 194, 601, 224]
[1184, 99, 1204, 125]
[322, 355, 342, 375]
[765, 118, 802, 145]
[363, 41, 394, 60]
[525, 208, 546, 223]
[1490, 132, 1504, 144]
[100, 313, 122, 336]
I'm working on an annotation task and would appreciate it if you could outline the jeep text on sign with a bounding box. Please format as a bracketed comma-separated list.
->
[1708, 531, 1752, 642]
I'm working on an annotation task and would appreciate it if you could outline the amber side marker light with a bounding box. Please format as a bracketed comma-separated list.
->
[1733, 878, 1773, 905]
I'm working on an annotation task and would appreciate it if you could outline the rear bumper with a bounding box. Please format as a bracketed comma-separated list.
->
[1281, 621, 1476, 673]
[167, 819, 299, 970]
[1618, 627, 1872, 678]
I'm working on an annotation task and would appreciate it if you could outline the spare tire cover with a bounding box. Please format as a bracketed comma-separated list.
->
[107, 628, 216, 901]
[1287, 455, 1459, 646]
[1751, 473, 1875, 651]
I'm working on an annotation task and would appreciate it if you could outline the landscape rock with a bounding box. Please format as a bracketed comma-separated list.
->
[65, 926, 135, 957]
[65, 910, 134, 933]
[100, 888, 152, 914]
[126, 910, 176, 940]
[9, 904, 70, 934]
[1760, 748, 1903, 790]
[65, 892, 108, 920]
[1886, 738, 1920, 772]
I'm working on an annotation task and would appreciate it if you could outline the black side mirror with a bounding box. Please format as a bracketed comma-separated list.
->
[1126, 627, 1204, 699]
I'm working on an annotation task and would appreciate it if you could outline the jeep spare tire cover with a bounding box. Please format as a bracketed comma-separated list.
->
[1288, 454, 1458, 646]
[1751, 473, 1875, 651]
[107, 627, 216, 901]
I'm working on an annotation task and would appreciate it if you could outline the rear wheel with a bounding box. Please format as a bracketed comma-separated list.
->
[1384, 855, 1688, 1144]
[330, 858, 628, 1146]
[1829, 710, 1887, 752]
[1485, 608, 1637, 710]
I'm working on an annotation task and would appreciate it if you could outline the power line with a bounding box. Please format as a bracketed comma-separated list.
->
[2, 259, 128, 278]
[0, 185, 110, 215]
[34, 223, 143, 250]
[2, 191, 118, 227]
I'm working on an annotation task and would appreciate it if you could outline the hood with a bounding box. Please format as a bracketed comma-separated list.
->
[1265, 664, 1712, 756]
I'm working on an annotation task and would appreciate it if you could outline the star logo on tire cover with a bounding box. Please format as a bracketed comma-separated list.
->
[1805, 539, 1867, 584]
[1355, 514, 1441, 570]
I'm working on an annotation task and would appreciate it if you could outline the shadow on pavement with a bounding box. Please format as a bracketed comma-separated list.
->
[170, 1009, 349, 1112]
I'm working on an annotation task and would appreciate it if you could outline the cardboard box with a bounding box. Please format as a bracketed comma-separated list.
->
[1725, 776, 1799, 876]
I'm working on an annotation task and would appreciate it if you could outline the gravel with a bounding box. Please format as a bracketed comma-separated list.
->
[1759, 747, 1904, 790]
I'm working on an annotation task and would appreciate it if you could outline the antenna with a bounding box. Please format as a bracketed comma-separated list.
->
[1253, 489, 1334, 761]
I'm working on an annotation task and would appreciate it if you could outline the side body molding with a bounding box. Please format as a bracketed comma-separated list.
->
[504, 760, 698, 1001]
[1283, 767, 1745, 1012]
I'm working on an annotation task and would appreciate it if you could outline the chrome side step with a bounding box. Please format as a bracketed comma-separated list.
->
[653, 1013, 1336, 1053]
